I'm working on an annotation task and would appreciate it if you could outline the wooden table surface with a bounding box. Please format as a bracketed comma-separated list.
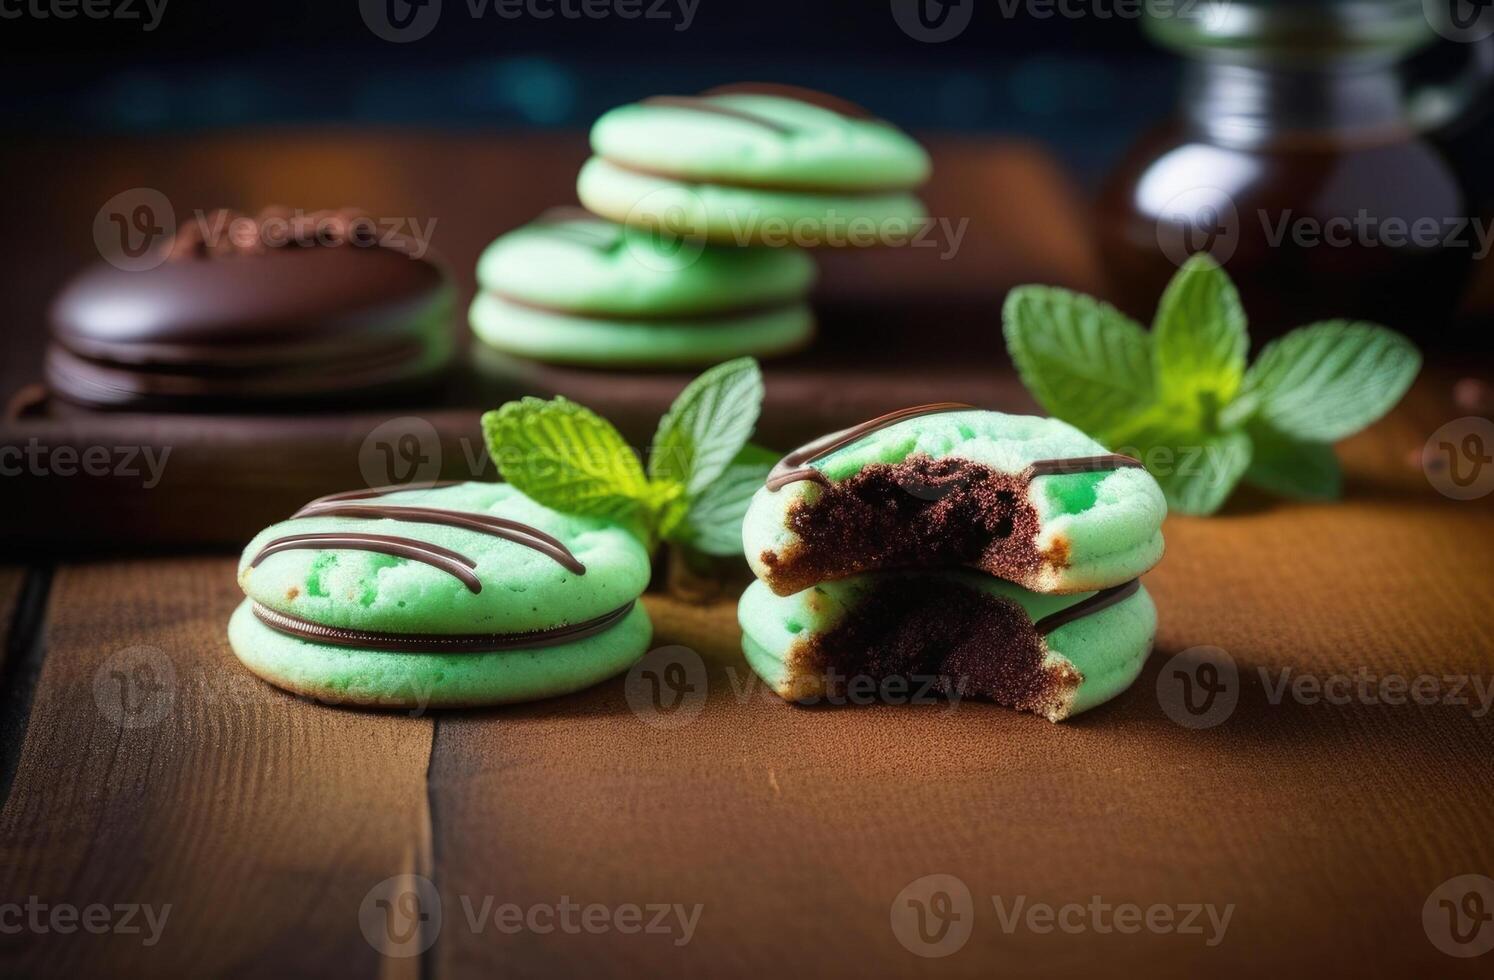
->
[2, 134, 1493, 978]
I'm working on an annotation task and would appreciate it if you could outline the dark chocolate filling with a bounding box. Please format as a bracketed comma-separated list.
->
[764, 454, 1044, 597]
[486, 289, 804, 325]
[799, 578, 1079, 714]
[251, 600, 634, 653]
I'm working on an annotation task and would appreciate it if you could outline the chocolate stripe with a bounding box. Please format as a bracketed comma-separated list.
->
[642, 95, 795, 134]
[486, 289, 804, 325]
[251, 600, 634, 653]
[311, 482, 467, 504]
[1026, 454, 1144, 478]
[699, 82, 876, 119]
[1034, 580, 1141, 636]
[597, 156, 915, 196]
[765, 403, 974, 491]
[250, 532, 482, 593]
[291, 502, 585, 574]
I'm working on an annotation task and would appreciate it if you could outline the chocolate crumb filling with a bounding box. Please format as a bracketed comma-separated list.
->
[799, 578, 1078, 714]
[765, 455, 1044, 595]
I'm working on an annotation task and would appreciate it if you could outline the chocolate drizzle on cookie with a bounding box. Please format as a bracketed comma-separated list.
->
[642, 95, 796, 134]
[1033, 579, 1141, 635]
[251, 600, 634, 653]
[249, 484, 590, 589]
[531, 207, 625, 253]
[765, 403, 974, 491]
[250, 532, 483, 593]
[765, 404, 1144, 491]
[700, 82, 877, 120]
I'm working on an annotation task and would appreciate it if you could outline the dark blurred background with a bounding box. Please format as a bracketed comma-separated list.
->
[0, 0, 1182, 181]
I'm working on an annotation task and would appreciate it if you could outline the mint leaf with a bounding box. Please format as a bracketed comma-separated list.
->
[1152, 254, 1248, 419]
[1112, 414, 1251, 516]
[650, 357, 764, 498]
[1243, 419, 1341, 501]
[482, 397, 651, 524]
[1238, 321, 1420, 442]
[1002, 286, 1154, 439]
[1162, 430, 1252, 516]
[676, 443, 776, 556]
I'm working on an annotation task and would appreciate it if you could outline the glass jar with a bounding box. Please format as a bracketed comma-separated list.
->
[1096, 0, 1488, 340]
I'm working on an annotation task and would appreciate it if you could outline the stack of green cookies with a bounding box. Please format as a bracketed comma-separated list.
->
[470, 83, 931, 368]
[737, 404, 1168, 722]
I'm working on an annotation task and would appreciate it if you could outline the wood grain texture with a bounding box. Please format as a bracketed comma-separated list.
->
[0, 568, 26, 666]
[425, 377, 1494, 979]
[0, 559, 435, 978]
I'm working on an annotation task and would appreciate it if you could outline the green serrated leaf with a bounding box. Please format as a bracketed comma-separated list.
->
[675, 443, 777, 556]
[1110, 414, 1251, 516]
[481, 397, 650, 524]
[1002, 285, 1154, 440]
[1243, 419, 1342, 501]
[650, 357, 765, 498]
[1238, 320, 1421, 443]
[1153, 254, 1249, 420]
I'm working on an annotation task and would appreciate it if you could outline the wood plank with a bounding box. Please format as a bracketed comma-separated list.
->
[426, 375, 1494, 979]
[0, 568, 27, 665]
[0, 558, 434, 978]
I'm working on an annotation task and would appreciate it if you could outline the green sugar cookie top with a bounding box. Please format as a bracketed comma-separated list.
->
[589, 92, 932, 191]
[475, 211, 816, 317]
[237, 482, 650, 635]
[768, 408, 1159, 512]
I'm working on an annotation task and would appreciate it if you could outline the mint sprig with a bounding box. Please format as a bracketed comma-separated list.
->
[1003, 254, 1421, 516]
[481, 357, 771, 553]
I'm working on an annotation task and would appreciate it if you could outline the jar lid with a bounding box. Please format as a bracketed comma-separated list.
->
[1146, 0, 1436, 64]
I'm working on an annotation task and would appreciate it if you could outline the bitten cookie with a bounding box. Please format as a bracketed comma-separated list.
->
[470, 208, 815, 366]
[229, 482, 652, 708]
[577, 84, 930, 247]
[48, 207, 454, 411]
[739, 570, 1156, 722]
[744, 404, 1167, 596]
